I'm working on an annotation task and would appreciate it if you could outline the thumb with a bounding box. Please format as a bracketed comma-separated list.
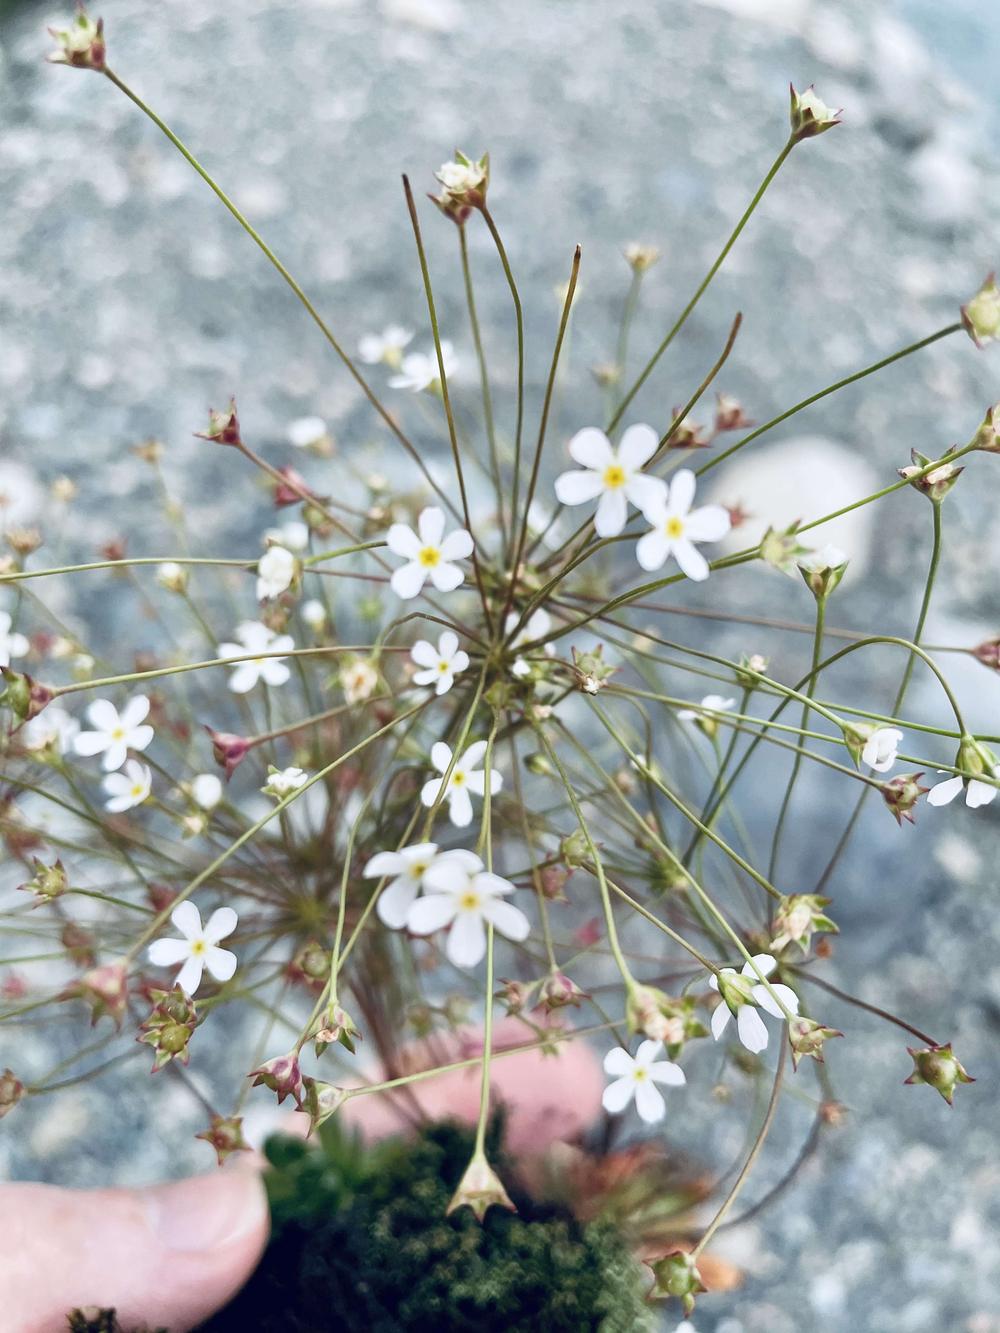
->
[0, 1169, 268, 1333]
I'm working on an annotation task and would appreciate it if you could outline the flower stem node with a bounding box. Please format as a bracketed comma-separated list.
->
[195, 1114, 250, 1166]
[898, 448, 964, 503]
[249, 1051, 305, 1108]
[789, 84, 842, 143]
[138, 986, 199, 1072]
[797, 545, 848, 599]
[787, 1016, 842, 1069]
[18, 857, 68, 904]
[571, 644, 617, 695]
[0, 1068, 25, 1120]
[648, 1250, 706, 1315]
[47, 6, 106, 71]
[194, 399, 243, 447]
[301, 1078, 350, 1133]
[63, 959, 129, 1028]
[770, 893, 838, 954]
[446, 1152, 516, 1223]
[961, 273, 1000, 347]
[904, 1043, 974, 1105]
[881, 771, 929, 824]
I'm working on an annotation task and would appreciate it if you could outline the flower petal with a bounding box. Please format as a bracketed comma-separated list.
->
[390, 561, 428, 600]
[623, 473, 668, 515]
[430, 741, 453, 773]
[204, 906, 238, 943]
[736, 1005, 769, 1053]
[568, 427, 613, 470]
[364, 851, 406, 878]
[407, 893, 458, 935]
[410, 639, 438, 668]
[684, 504, 732, 543]
[73, 730, 109, 758]
[481, 897, 530, 943]
[634, 1080, 667, 1124]
[926, 775, 963, 807]
[148, 938, 191, 967]
[966, 779, 998, 809]
[667, 468, 696, 516]
[127, 724, 155, 753]
[710, 1001, 732, 1041]
[635, 529, 670, 572]
[418, 507, 446, 548]
[205, 946, 237, 983]
[617, 422, 659, 470]
[421, 777, 444, 808]
[428, 561, 464, 592]
[554, 469, 605, 506]
[119, 695, 151, 729]
[386, 524, 421, 559]
[752, 982, 799, 1018]
[176, 954, 205, 996]
[594, 487, 628, 538]
[671, 537, 711, 582]
[438, 630, 459, 659]
[377, 877, 419, 929]
[603, 1046, 634, 1077]
[601, 1076, 635, 1115]
[170, 901, 203, 939]
[446, 911, 487, 968]
[85, 699, 119, 731]
[448, 786, 474, 827]
[461, 741, 488, 770]
[439, 529, 474, 562]
[649, 1060, 686, 1087]
[742, 953, 777, 979]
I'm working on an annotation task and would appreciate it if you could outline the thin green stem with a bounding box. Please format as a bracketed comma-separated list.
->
[479, 204, 525, 542]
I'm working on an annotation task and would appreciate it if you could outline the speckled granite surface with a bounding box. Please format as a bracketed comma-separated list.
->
[2, 1, 999, 1329]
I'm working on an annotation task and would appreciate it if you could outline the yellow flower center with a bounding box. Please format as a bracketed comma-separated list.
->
[130, 783, 144, 798]
[602, 463, 626, 489]
[665, 516, 685, 539]
[111, 726, 125, 741]
[459, 890, 481, 911]
[191, 939, 207, 956]
[418, 546, 441, 567]
[633, 1067, 648, 1081]
[451, 770, 466, 786]
[438, 661, 450, 673]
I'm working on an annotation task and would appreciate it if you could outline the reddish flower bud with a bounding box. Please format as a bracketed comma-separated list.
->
[63, 959, 128, 1028]
[714, 393, 754, 433]
[249, 1051, 304, 1107]
[2, 669, 54, 722]
[195, 1114, 250, 1166]
[195, 398, 243, 447]
[496, 978, 533, 1015]
[205, 726, 252, 779]
[788, 1016, 842, 1069]
[881, 772, 929, 825]
[47, 6, 106, 72]
[271, 465, 316, 508]
[539, 971, 587, 1013]
[539, 862, 571, 901]
[61, 922, 97, 968]
[972, 637, 1000, 671]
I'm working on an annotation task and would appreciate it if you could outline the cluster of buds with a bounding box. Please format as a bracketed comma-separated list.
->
[961, 273, 1000, 347]
[648, 1250, 706, 1315]
[571, 644, 616, 695]
[898, 448, 964, 503]
[137, 986, 199, 1072]
[905, 1043, 974, 1104]
[788, 84, 842, 143]
[627, 984, 706, 1053]
[47, 5, 106, 72]
[798, 545, 848, 600]
[62, 959, 128, 1028]
[787, 1015, 842, 1068]
[760, 521, 810, 575]
[195, 1114, 249, 1166]
[249, 1050, 304, 1107]
[194, 398, 243, 448]
[770, 893, 838, 954]
[0, 1068, 25, 1120]
[430, 151, 490, 224]
[881, 771, 929, 825]
[18, 857, 68, 905]
[310, 1001, 361, 1056]
[446, 1152, 515, 1222]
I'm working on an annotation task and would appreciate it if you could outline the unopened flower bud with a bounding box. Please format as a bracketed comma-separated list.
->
[63, 959, 128, 1028]
[432, 150, 490, 221]
[623, 243, 661, 272]
[446, 1153, 515, 1222]
[571, 644, 616, 695]
[904, 1042, 974, 1105]
[881, 771, 929, 825]
[301, 1077, 350, 1133]
[7, 527, 42, 557]
[648, 1250, 706, 1314]
[898, 448, 963, 503]
[539, 971, 586, 1012]
[195, 398, 243, 447]
[205, 727, 252, 779]
[972, 637, 1000, 671]
[760, 522, 810, 575]
[961, 273, 1000, 347]
[497, 977, 532, 1014]
[788, 1015, 842, 1069]
[18, 857, 68, 904]
[195, 1114, 250, 1165]
[972, 403, 1000, 452]
[789, 84, 841, 142]
[560, 828, 591, 868]
[2, 669, 53, 722]
[138, 985, 198, 1072]
[798, 545, 848, 599]
[312, 1002, 361, 1056]
[735, 652, 769, 688]
[714, 393, 753, 432]
[0, 1068, 25, 1120]
[666, 414, 709, 450]
[590, 362, 622, 389]
[249, 1051, 304, 1107]
[47, 6, 106, 71]
[61, 922, 96, 967]
[156, 561, 188, 594]
[770, 893, 838, 954]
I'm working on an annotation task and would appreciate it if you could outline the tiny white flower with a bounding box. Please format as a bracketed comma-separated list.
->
[862, 727, 903, 773]
[265, 521, 310, 552]
[73, 695, 155, 772]
[20, 706, 79, 755]
[504, 608, 555, 678]
[388, 341, 459, 393]
[155, 561, 188, 593]
[709, 953, 799, 1054]
[554, 424, 666, 538]
[927, 765, 1000, 810]
[601, 1039, 686, 1124]
[363, 840, 447, 929]
[191, 773, 223, 811]
[102, 759, 152, 813]
[262, 766, 309, 799]
[410, 630, 470, 696]
[436, 158, 487, 197]
[407, 850, 529, 968]
[635, 470, 731, 581]
[799, 544, 847, 573]
[677, 694, 736, 723]
[256, 545, 297, 601]
[300, 598, 327, 632]
[358, 324, 414, 366]
[0, 611, 30, 667]
[386, 506, 473, 600]
[420, 740, 501, 828]
[147, 901, 238, 996]
[286, 416, 328, 449]
[341, 657, 379, 704]
[218, 621, 294, 694]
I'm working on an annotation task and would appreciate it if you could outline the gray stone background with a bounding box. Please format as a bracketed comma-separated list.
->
[2, 0, 1000, 1329]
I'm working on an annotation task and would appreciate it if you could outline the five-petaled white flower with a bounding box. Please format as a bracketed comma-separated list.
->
[74, 695, 154, 772]
[102, 759, 152, 813]
[636, 469, 731, 581]
[421, 740, 501, 828]
[20, 706, 79, 755]
[191, 773, 223, 811]
[602, 1040, 686, 1124]
[709, 953, 799, 1054]
[147, 901, 238, 996]
[359, 325, 414, 366]
[364, 841, 449, 929]
[262, 767, 309, 800]
[436, 159, 487, 197]
[387, 507, 473, 600]
[388, 341, 458, 393]
[218, 621, 294, 694]
[407, 850, 529, 968]
[927, 766, 1000, 810]
[554, 424, 667, 538]
[410, 630, 470, 696]
[677, 694, 736, 723]
[0, 611, 29, 668]
[256, 545, 297, 601]
[862, 727, 903, 773]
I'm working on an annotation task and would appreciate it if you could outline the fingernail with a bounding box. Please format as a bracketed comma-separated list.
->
[147, 1171, 266, 1252]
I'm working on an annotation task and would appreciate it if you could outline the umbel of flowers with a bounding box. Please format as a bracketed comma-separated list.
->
[0, 17, 992, 1318]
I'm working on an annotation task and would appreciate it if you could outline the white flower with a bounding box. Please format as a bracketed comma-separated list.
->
[363, 840, 447, 929]
[286, 416, 328, 449]
[341, 657, 379, 704]
[862, 727, 903, 773]
[677, 694, 736, 722]
[20, 706, 79, 755]
[601, 1040, 686, 1124]
[407, 850, 529, 968]
[218, 621, 294, 694]
[635, 470, 731, 581]
[927, 766, 1000, 810]
[256, 545, 297, 601]
[73, 695, 154, 772]
[386, 506, 473, 600]
[388, 341, 458, 393]
[410, 630, 470, 695]
[155, 562, 187, 593]
[504, 608, 555, 678]
[420, 740, 501, 828]
[553, 424, 666, 538]
[191, 773, 223, 811]
[359, 325, 414, 366]
[300, 598, 327, 631]
[436, 159, 487, 197]
[799, 544, 847, 573]
[265, 521, 310, 552]
[0, 611, 29, 667]
[147, 901, 238, 996]
[709, 953, 799, 1054]
[262, 766, 309, 799]
[102, 759, 152, 813]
